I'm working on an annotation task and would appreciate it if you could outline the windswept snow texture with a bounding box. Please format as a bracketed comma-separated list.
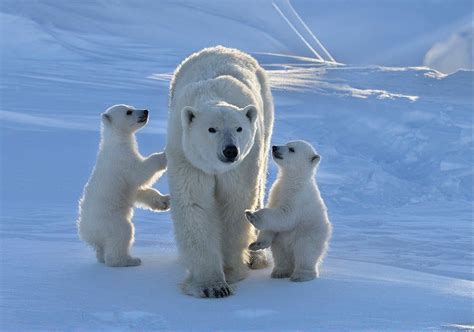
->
[292, 0, 473, 69]
[1, 1, 473, 330]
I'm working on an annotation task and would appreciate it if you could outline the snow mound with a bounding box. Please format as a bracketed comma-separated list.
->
[424, 23, 474, 74]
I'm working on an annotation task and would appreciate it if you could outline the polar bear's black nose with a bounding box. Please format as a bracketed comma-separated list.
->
[272, 145, 278, 152]
[223, 145, 238, 160]
[143, 109, 149, 116]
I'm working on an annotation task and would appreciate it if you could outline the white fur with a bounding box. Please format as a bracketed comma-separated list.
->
[77, 104, 169, 267]
[247, 140, 332, 282]
[166, 46, 274, 298]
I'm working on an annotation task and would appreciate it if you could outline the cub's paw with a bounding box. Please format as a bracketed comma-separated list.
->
[154, 152, 167, 170]
[95, 247, 105, 263]
[290, 271, 316, 282]
[105, 255, 142, 267]
[271, 269, 292, 279]
[248, 240, 270, 251]
[125, 257, 142, 267]
[151, 195, 170, 211]
[245, 210, 262, 229]
[183, 281, 233, 299]
[247, 250, 269, 270]
[95, 251, 105, 264]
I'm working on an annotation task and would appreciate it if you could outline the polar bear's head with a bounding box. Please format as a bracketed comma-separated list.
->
[272, 140, 320, 175]
[101, 104, 149, 135]
[180, 102, 258, 174]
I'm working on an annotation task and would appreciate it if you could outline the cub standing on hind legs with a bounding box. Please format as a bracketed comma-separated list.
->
[246, 140, 332, 282]
[77, 104, 169, 267]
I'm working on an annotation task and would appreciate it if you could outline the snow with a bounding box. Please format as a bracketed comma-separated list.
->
[423, 23, 473, 74]
[1, 0, 473, 330]
[1, 236, 472, 330]
[292, 0, 473, 70]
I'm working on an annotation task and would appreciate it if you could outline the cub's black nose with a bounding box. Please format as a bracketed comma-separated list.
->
[223, 145, 238, 160]
[143, 109, 149, 116]
[272, 145, 278, 152]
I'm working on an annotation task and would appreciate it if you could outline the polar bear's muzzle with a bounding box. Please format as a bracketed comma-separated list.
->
[137, 110, 149, 123]
[272, 145, 283, 160]
[220, 144, 239, 163]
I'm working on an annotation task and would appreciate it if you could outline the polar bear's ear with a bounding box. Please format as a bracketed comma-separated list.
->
[102, 113, 112, 125]
[242, 105, 257, 124]
[181, 106, 197, 128]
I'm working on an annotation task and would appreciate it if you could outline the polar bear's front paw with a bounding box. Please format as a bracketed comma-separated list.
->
[249, 240, 270, 251]
[202, 283, 233, 298]
[245, 210, 263, 229]
[151, 195, 170, 211]
[185, 281, 234, 299]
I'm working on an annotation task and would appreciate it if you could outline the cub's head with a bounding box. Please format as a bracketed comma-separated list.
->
[272, 140, 320, 175]
[181, 102, 258, 174]
[101, 104, 149, 135]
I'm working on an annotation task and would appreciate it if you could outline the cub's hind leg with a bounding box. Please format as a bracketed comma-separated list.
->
[103, 220, 141, 267]
[291, 226, 330, 282]
[270, 235, 294, 279]
[290, 235, 321, 282]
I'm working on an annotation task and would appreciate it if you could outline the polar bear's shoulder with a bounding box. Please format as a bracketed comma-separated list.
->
[173, 75, 256, 111]
[176, 46, 259, 75]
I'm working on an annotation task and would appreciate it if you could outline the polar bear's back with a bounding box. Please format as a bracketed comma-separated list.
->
[170, 46, 261, 101]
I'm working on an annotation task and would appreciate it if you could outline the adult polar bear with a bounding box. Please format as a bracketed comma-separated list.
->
[166, 46, 274, 298]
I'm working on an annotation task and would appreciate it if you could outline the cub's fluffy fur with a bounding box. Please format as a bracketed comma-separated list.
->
[246, 140, 332, 281]
[77, 104, 169, 267]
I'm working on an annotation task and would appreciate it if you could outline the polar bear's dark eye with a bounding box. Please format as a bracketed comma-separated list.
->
[208, 128, 217, 133]
[237, 127, 242, 132]
[289, 147, 295, 153]
[126, 110, 133, 115]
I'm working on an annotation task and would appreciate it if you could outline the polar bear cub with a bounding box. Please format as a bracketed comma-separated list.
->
[246, 140, 332, 281]
[77, 104, 169, 267]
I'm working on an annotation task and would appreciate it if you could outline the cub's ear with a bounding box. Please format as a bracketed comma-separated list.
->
[242, 105, 257, 124]
[311, 154, 321, 164]
[181, 106, 198, 128]
[101, 113, 112, 125]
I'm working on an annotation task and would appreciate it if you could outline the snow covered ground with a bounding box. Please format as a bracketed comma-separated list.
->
[1, 0, 473, 330]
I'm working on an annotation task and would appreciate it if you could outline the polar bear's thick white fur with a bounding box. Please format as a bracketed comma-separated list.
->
[167, 46, 274, 298]
[246, 140, 332, 282]
[77, 104, 169, 267]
